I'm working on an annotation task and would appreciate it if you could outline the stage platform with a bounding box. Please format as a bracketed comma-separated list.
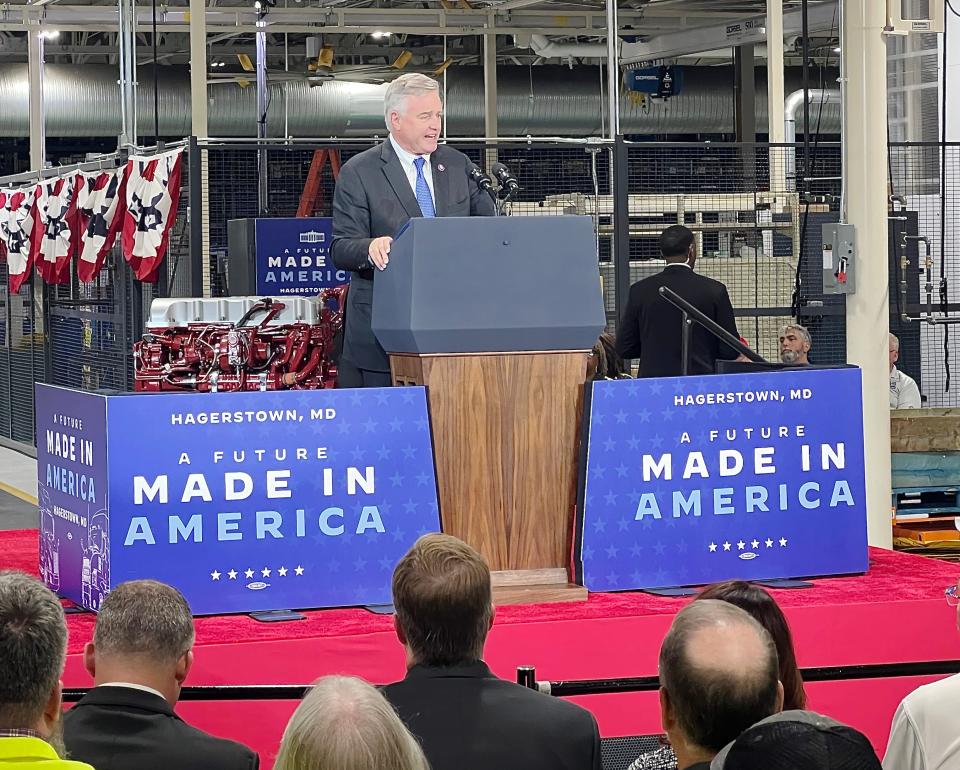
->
[3, 528, 959, 768]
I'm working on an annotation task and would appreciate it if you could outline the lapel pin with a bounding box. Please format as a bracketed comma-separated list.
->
[437, 164, 445, 172]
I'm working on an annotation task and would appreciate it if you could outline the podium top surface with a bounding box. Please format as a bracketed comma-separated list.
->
[371, 215, 606, 355]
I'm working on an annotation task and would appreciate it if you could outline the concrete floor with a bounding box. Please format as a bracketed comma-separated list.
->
[0, 446, 38, 532]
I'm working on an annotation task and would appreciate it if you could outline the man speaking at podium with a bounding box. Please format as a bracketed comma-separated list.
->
[617, 225, 740, 377]
[331, 73, 497, 388]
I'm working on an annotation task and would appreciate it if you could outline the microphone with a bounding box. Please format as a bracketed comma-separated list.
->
[467, 163, 495, 193]
[491, 162, 520, 192]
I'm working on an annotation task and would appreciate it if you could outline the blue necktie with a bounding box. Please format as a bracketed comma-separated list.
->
[413, 157, 436, 218]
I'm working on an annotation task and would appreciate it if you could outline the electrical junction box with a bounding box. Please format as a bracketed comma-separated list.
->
[822, 223, 856, 295]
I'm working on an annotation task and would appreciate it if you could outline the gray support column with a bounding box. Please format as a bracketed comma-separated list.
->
[734, 44, 756, 142]
[189, 0, 210, 295]
[734, 44, 757, 191]
[483, 27, 498, 171]
[27, 28, 44, 170]
[767, 0, 787, 192]
[118, 0, 138, 147]
[189, 0, 208, 138]
[256, 22, 268, 214]
[843, 0, 892, 548]
[605, 0, 619, 139]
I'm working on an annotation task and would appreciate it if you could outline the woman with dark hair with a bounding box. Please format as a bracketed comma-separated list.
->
[628, 581, 806, 770]
[695, 581, 806, 711]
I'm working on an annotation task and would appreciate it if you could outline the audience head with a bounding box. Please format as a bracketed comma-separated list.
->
[0, 571, 68, 748]
[889, 333, 901, 372]
[779, 324, 811, 365]
[658, 600, 783, 765]
[274, 676, 429, 770]
[384, 73, 442, 157]
[591, 332, 627, 380]
[659, 225, 696, 266]
[696, 581, 806, 710]
[85, 579, 195, 704]
[392, 533, 493, 668]
[710, 710, 881, 769]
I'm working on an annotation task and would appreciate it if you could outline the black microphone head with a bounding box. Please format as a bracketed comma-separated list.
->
[467, 163, 493, 191]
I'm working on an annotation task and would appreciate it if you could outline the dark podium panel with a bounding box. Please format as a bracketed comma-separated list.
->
[372, 216, 605, 604]
[371, 216, 606, 354]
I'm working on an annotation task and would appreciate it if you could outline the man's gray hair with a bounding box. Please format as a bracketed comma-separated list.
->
[94, 580, 194, 664]
[0, 571, 67, 729]
[383, 73, 440, 125]
[780, 323, 812, 347]
[890, 332, 900, 352]
[659, 600, 780, 753]
[274, 676, 430, 770]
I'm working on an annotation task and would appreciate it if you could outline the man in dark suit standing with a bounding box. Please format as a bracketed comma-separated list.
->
[383, 534, 602, 770]
[331, 73, 496, 387]
[63, 580, 258, 770]
[617, 225, 740, 377]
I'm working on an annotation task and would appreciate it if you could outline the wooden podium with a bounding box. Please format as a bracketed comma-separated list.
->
[372, 216, 606, 604]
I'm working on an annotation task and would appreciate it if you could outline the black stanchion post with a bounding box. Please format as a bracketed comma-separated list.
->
[516, 666, 537, 690]
[188, 135, 204, 298]
[613, 135, 631, 329]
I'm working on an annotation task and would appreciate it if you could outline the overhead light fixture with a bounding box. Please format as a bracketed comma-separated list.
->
[371, 31, 390, 39]
[39, 29, 59, 40]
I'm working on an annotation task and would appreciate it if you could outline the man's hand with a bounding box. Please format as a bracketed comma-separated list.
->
[368, 236, 393, 270]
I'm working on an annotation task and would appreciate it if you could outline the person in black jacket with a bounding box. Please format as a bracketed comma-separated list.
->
[617, 225, 740, 377]
[63, 580, 257, 770]
[330, 73, 496, 388]
[383, 534, 602, 770]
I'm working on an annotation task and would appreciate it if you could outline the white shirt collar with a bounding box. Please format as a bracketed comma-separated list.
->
[98, 682, 167, 701]
[665, 261, 692, 269]
[389, 134, 430, 168]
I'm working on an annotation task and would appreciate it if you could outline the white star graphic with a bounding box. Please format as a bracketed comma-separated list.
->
[244, 568, 254, 579]
[779, 537, 788, 547]
[210, 570, 221, 581]
[278, 567, 288, 577]
[261, 567, 271, 578]
[722, 541, 732, 551]
[751, 540, 760, 549]
[765, 539, 774, 548]
[294, 565, 305, 576]
[708, 542, 718, 553]
[227, 570, 238, 580]
[737, 541, 746, 550]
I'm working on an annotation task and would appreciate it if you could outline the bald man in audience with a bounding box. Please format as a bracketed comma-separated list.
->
[658, 600, 784, 770]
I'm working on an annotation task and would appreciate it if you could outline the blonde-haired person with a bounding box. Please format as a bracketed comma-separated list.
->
[274, 676, 429, 770]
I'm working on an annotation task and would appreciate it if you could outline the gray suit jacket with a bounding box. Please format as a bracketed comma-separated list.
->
[331, 140, 496, 372]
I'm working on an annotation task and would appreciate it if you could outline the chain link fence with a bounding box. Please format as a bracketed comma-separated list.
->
[3, 136, 959, 449]
[0, 144, 192, 450]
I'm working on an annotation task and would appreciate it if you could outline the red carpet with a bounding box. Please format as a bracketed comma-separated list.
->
[2, 528, 958, 766]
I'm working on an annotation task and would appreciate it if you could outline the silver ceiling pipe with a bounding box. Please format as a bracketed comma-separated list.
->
[0, 64, 841, 138]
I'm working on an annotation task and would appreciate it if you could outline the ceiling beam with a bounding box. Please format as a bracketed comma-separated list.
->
[2, 5, 760, 35]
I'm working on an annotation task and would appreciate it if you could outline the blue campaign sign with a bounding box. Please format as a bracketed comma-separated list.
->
[578, 368, 868, 591]
[36, 385, 441, 615]
[36, 385, 111, 611]
[254, 217, 349, 296]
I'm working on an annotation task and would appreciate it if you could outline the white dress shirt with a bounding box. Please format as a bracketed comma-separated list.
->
[890, 366, 922, 409]
[883, 674, 960, 770]
[389, 134, 435, 205]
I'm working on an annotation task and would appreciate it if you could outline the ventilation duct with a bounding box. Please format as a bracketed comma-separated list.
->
[0, 64, 840, 138]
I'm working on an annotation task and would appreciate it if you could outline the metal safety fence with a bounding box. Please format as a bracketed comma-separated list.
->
[3, 137, 959, 450]
[0, 142, 192, 451]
